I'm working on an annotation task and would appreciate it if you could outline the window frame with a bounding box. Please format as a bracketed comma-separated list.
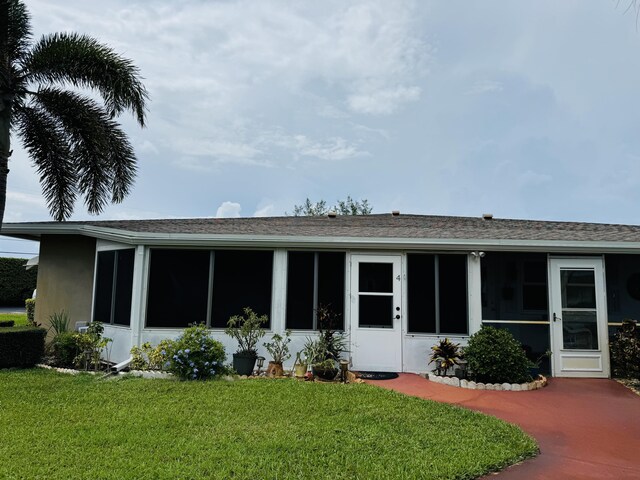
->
[143, 247, 275, 330]
[92, 248, 135, 327]
[285, 250, 346, 331]
[407, 253, 469, 336]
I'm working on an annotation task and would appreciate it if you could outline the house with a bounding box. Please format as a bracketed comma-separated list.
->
[3, 212, 639, 377]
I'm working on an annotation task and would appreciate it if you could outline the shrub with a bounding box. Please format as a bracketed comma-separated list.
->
[0, 326, 46, 368]
[25, 298, 37, 326]
[0, 320, 15, 327]
[52, 332, 82, 368]
[130, 340, 175, 371]
[464, 326, 532, 384]
[166, 324, 227, 380]
[0, 257, 37, 306]
[610, 320, 640, 379]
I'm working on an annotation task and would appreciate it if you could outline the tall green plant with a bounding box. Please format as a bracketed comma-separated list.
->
[48, 310, 70, 335]
[264, 331, 291, 364]
[225, 307, 268, 355]
[0, 0, 148, 226]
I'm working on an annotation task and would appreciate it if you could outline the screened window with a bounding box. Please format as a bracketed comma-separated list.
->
[407, 254, 468, 334]
[93, 249, 135, 326]
[210, 250, 273, 328]
[285, 252, 345, 330]
[146, 249, 210, 328]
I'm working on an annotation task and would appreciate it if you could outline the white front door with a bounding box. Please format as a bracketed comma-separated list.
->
[350, 254, 402, 372]
[549, 257, 609, 378]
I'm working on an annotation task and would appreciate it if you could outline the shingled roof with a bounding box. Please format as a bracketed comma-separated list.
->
[5, 214, 640, 243]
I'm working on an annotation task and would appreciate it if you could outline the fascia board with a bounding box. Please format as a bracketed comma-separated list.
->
[4, 223, 640, 253]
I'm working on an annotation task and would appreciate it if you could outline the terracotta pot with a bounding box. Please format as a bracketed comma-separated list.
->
[267, 361, 285, 377]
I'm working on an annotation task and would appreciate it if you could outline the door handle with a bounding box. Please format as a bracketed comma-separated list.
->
[394, 315, 400, 320]
[553, 312, 561, 322]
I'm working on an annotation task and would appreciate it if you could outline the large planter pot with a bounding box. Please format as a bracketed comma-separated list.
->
[312, 364, 338, 381]
[233, 352, 257, 376]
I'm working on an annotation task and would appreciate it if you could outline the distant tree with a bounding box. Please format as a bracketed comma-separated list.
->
[289, 196, 372, 216]
[0, 0, 148, 226]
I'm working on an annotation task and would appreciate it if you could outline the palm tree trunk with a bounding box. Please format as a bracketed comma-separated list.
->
[0, 93, 11, 231]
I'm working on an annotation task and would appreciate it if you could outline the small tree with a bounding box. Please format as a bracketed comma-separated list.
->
[289, 196, 372, 216]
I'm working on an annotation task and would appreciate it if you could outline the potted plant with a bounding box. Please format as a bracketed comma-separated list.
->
[292, 351, 308, 378]
[303, 306, 347, 381]
[529, 349, 552, 378]
[225, 307, 268, 376]
[264, 330, 291, 377]
[429, 338, 461, 376]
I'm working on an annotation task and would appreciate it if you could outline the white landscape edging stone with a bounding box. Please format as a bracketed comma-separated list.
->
[427, 372, 548, 391]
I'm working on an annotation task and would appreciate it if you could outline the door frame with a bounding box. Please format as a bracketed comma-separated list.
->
[548, 256, 610, 378]
[349, 253, 403, 372]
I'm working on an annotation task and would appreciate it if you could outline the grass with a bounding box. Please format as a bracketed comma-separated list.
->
[0, 369, 537, 480]
[0, 313, 27, 326]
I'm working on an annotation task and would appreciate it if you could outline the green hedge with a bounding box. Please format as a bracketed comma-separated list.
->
[0, 258, 37, 306]
[0, 327, 46, 368]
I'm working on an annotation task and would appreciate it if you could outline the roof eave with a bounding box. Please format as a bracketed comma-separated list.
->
[4, 223, 640, 253]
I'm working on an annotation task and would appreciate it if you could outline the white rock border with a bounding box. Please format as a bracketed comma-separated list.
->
[36, 364, 99, 375]
[425, 372, 548, 391]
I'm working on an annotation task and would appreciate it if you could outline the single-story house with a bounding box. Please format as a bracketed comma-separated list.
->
[3, 212, 639, 377]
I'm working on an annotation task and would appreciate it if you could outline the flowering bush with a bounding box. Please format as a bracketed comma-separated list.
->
[166, 324, 227, 380]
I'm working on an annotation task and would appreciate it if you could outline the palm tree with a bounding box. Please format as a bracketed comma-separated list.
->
[0, 0, 148, 225]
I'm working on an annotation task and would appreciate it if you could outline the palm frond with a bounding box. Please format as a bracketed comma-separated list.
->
[15, 105, 77, 220]
[0, 0, 32, 71]
[32, 87, 137, 213]
[24, 32, 148, 126]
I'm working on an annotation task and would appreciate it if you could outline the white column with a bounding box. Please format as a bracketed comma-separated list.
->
[129, 245, 147, 348]
[270, 249, 287, 334]
[467, 253, 483, 334]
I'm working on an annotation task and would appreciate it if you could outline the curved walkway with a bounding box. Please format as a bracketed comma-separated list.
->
[366, 374, 640, 479]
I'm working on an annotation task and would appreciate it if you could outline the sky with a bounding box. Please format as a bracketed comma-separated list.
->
[4, 0, 640, 257]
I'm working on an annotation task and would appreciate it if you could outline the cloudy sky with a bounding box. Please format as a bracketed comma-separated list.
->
[4, 1, 640, 256]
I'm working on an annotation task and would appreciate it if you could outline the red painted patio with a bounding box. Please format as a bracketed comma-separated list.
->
[366, 374, 640, 480]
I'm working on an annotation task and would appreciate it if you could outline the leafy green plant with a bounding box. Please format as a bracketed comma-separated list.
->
[263, 330, 291, 364]
[225, 307, 268, 355]
[315, 304, 347, 362]
[130, 340, 175, 371]
[73, 322, 112, 371]
[464, 326, 533, 384]
[48, 310, 70, 335]
[429, 338, 461, 376]
[166, 324, 227, 380]
[25, 298, 37, 327]
[610, 319, 640, 379]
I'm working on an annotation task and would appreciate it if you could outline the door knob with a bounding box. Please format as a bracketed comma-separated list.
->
[395, 307, 400, 311]
[395, 315, 400, 319]
[553, 312, 561, 322]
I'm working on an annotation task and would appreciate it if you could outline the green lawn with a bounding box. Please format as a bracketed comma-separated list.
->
[0, 313, 27, 326]
[0, 369, 537, 480]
